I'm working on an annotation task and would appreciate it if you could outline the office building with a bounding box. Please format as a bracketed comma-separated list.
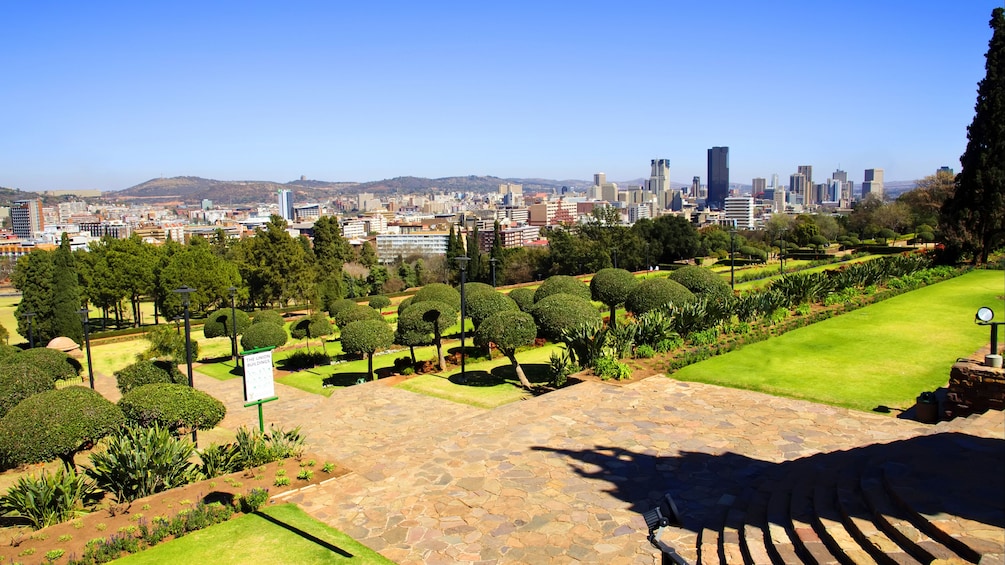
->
[938, 166, 954, 176]
[797, 165, 814, 206]
[11, 199, 44, 239]
[773, 185, 786, 212]
[277, 189, 294, 222]
[752, 177, 767, 196]
[789, 173, 807, 206]
[724, 196, 754, 230]
[647, 159, 671, 208]
[862, 168, 885, 200]
[707, 147, 729, 209]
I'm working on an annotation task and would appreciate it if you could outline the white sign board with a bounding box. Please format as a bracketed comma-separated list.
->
[243, 350, 275, 403]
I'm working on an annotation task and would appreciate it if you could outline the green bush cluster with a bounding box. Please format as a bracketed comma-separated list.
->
[0, 347, 81, 382]
[0, 362, 54, 418]
[86, 425, 200, 503]
[114, 360, 187, 395]
[0, 467, 95, 530]
[240, 322, 288, 351]
[593, 356, 632, 381]
[202, 308, 251, 340]
[531, 294, 601, 341]
[200, 425, 305, 477]
[507, 288, 536, 312]
[237, 487, 270, 513]
[465, 289, 519, 328]
[368, 295, 391, 310]
[669, 265, 733, 300]
[533, 275, 591, 303]
[625, 278, 695, 315]
[252, 310, 285, 327]
[118, 383, 226, 433]
[281, 350, 331, 371]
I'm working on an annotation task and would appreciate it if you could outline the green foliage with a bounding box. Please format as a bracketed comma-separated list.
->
[0, 362, 54, 418]
[289, 312, 333, 347]
[197, 443, 242, 479]
[507, 288, 536, 312]
[625, 278, 695, 315]
[334, 304, 383, 328]
[593, 356, 632, 381]
[559, 321, 607, 368]
[240, 322, 288, 351]
[281, 350, 331, 371]
[230, 425, 305, 469]
[202, 308, 252, 339]
[51, 233, 84, 344]
[606, 321, 638, 359]
[533, 275, 591, 303]
[531, 293, 602, 341]
[465, 289, 519, 328]
[0, 467, 96, 530]
[118, 383, 226, 433]
[635, 309, 676, 349]
[340, 320, 394, 360]
[0, 387, 124, 469]
[411, 283, 461, 310]
[115, 360, 187, 395]
[397, 301, 458, 348]
[474, 310, 537, 354]
[590, 268, 639, 322]
[86, 425, 199, 503]
[548, 350, 578, 387]
[368, 295, 391, 310]
[138, 325, 197, 365]
[396, 296, 413, 316]
[669, 265, 732, 300]
[634, 344, 656, 359]
[252, 310, 286, 327]
[1, 347, 80, 382]
[238, 487, 270, 513]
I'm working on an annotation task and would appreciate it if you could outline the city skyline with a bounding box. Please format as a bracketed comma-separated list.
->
[0, 1, 997, 192]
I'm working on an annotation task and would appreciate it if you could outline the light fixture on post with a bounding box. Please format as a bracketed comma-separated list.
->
[489, 257, 499, 288]
[21, 310, 35, 349]
[78, 307, 95, 389]
[975, 307, 1003, 368]
[173, 286, 197, 443]
[454, 256, 470, 384]
[228, 286, 238, 363]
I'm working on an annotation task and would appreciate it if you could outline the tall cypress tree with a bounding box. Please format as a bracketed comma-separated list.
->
[940, 7, 1005, 264]
[51, 232, 83, 344]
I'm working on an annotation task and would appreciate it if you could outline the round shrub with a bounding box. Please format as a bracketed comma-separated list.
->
[340, 320, 394, 356]
[203, 308, 252, 339]
[0, 344, 20, 363]
[290, 313, 334, 343]
[508, 288, 536, 312]
[533, 275, 591, 303]
[475, 310, 537, 353]
[531, 294, 602, 341]
[462, 282, 495, 296]
[398, 301, 458, 337]
[368, 295, 391, 310]
[335, 304, 383, 328]
[252, 310, 286, 327]
[115, 360, 187, 395]
[0, 386, 124, 468]
[465, 290, 519, 328]
[397, 297, 414, 317]
[590, 268, 639, 321]
[625, 278, 696, 315]
[0, 363, 54, 418]
[119, 383, 226, 432]
[1, 348, 80, 382]
[240, 322, 289, 351]
[669, 266, 732, 299]
[411, 283, 461, 310]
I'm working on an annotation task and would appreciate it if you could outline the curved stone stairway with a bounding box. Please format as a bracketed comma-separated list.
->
[677, 426, 1004, 564]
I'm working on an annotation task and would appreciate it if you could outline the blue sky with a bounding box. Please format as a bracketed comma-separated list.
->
[0, 1, 998, 191]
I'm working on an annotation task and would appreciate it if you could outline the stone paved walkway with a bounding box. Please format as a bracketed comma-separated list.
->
[186, 370, 1005, 564]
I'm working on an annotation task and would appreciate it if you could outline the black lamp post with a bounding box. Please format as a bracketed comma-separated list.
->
[228, 286, 238, 362]
[173, 315, 182, 335]
[455, 256, 470, 384]
[729, 222, 737, 291]
[173, 286, 197, 443]
[976, 307, 1003, 362]
[78, 307, 94, 389]
[21, 310, 35, 349]
[489, 257, 499, 288]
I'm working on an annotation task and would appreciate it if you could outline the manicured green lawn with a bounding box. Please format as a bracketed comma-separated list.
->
[673, 270, 1002, 411]
[114, 503, 394, 564]
[734, 254, 885, 291]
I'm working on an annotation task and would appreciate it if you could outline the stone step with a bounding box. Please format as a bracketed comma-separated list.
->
[739, 488, 775, 565]
[860, 465, 964, 563]
[764, 481, 802, 564]
[790, 476, 842, 564]
[699, 524, 722, 564]
[811, 475, 872, 565]
[835, 472, 926, 565]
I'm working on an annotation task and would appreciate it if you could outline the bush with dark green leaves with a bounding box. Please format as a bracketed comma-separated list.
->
[0, 387, 124, 469]
[139, 325, 198, 365]
[475, 310, 539, 389]
[340, 319, 394, 381]
[0, 362, 54, 418]
[533, 275, 591, 303]
[0, 343, 20, 363]
[669, 266, 732, 300]
[368, 295, 392, 310]
[86, 424, 199, 503]
[252, 310, 286, 327]
[396, 296, 413, 317]
[411, 283, 461, 309]
[1, 347, 80, 382]
[462, 282, 494, 296]
[398, 301, 458, 370]
[465, 290, 519, 328]
[590, 268, 639, 325]
[0, 466, 96, 530]
[118, 383, 226, 433]
[625, 278, 695, 315]
[507, 288, 536, 312]
[531, 293, 602, 341]
[333, 304, 383, 328]
[326, 298, 360, 323]
[289, 312, 334, 350]
[240, 322, 289, 351]
[203, 308, 252, 340]
[114, 360, 187, 395]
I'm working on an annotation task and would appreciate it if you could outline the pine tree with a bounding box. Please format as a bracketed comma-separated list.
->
[940, 7, 1005, 264]
[50, 233, 83, 344]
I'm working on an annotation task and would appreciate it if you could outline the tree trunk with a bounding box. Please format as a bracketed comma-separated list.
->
[368, 353, 375, 381]
[434, 329, 446, 371]
[609, 304, 617, 328]
[409, 345, 416, 365]
[507, 351, 533, 390]
[59, 452, 76, 472]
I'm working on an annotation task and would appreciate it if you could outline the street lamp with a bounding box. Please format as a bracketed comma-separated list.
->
[489, 257, 499, 288]
[228, 286, 238, 362]
[976, 307, 1004, 367]
[455, 256, 470, 384]
[21, 310, 35, 349]
[78, 307, 94, 389]
[173, 286, 197, 443]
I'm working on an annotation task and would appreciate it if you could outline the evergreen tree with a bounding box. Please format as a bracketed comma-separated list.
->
[357, 241, 378, 268]
[50, 233, 83, 344]
[940, 7, 1005, 264]
[312, 216, 351, 308]
[12, 250, 54, 346]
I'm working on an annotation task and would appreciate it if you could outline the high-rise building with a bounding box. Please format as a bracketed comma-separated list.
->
[724, 196, 754, 229]
[832, 168, 854, 202]
[691, 176, 701, 198]
[938, 166, 954, 176]
[647, 159, 671, 208]
[797, 165, 813, 205]
[773, 184, 786, 212]
[277, 189, 294, 221]
[862, 168, 885, 200]
[707, 147, 729, 209]
[11, 199, 43, 239]
[789, 173, 807, 206]
[751, 178, 767, 196]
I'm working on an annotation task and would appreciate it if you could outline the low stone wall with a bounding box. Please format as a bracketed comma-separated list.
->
[946, 359, 1005, 416]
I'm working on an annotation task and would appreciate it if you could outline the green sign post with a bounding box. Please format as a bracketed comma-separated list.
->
[242, 346, 278, 432]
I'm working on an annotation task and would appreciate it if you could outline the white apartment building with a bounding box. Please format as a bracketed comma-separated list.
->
[375, 232, 449, 263]
[723, 196, 755, 230]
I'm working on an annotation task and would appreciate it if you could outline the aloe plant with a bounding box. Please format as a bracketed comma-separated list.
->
[0, 467, 96, 530]
[86, 425, 199, 503]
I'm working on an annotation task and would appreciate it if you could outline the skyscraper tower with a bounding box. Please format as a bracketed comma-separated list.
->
[647, 159, 671, 208]
[797, 165, 814, 206]
[277, 189, 294, 222]
[707, 147, 729, 209]
[11, 199, 43, 239]
[862, 168, 885, 200]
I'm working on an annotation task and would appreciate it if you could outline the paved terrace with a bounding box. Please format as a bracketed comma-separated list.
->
[189, 371, 1004, 564]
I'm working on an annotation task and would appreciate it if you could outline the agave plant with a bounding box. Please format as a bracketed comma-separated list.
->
[559, 321, 607, 368]
[86, 424, 199, 504]
[0, 467, 97, 530]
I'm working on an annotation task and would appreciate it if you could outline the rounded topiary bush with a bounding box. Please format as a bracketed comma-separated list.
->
[507, 288, 536, 312]
[411, 283, 461, 310]
[397, 297, 414, 317]
[368, 295, 392, 310]
[240, 322, 289, 351]
[669, 266, 732, 300]
[465, 290, 519, 328]
[462, 282, 495, 296]
[625, 278, 696, 315]
[0, 363, 54, 418]
[1, 348, 80, 382]
[335, 304, 383, 328]
[252, 310, 286, 327]
[0, 344, 21, 363]
[0, 386, 124, 468]
[327, 298, 360, 321]
[119, 383, 226, 432]
[531, 293, 602, 340]
[115, 360, 187, 395]
[203, 308, 252, 339]
[590, 268, 639, 322]
[533, 275, 591, 303]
